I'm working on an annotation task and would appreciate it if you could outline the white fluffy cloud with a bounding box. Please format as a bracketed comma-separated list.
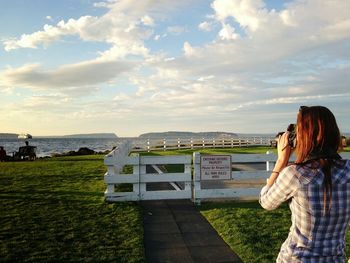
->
[218, 23, 239, 40]
[0, 60, 134, 95]
[211, 0, 267, 32]
[198, 21, 213, 31]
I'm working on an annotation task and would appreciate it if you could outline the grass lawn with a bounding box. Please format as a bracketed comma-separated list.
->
[139, 146, 350, 262]
[1, 146, 349, 262]
[199, 201, 350, 263]
[199, 201, 290, 262]
[0, 155, 145, 263]
[137, 145, 275, 156]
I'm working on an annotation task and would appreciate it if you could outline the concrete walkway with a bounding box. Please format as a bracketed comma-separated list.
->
[141, 199, 243, 263]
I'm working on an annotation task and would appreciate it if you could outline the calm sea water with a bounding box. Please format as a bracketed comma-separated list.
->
[0, 134, 278, 158]
[0, 138, 132, 157]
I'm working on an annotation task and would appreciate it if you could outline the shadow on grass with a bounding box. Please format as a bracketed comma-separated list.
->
[199, 200, 264, 211]
[199, 201, 290, 263]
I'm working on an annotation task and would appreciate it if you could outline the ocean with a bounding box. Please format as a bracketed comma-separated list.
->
[0, 134, 277, 158]
[0, 138, 129, 157]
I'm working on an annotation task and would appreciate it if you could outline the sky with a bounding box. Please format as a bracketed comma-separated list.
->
[0, 0, 350, 137]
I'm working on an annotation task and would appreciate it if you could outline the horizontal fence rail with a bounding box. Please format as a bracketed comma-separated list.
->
[132, 137, 275, 152]
[104, 142, 192, 201]
[192, 152, 276, 202]
[104, 141, 350, 202]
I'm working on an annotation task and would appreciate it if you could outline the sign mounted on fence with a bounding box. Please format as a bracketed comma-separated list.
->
[200, 155, 232, 180]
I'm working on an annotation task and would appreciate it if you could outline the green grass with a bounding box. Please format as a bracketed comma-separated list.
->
[2, 146, 348, 262]
[199, 201, 350, 263]
[0, 155, 145, 263]
[139, 146, 350, 262]
[137, 145, 275, 156]
[199, 201, 290, 262]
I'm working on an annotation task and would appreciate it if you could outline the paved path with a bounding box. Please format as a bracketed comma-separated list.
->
[141, 199, 243, 263]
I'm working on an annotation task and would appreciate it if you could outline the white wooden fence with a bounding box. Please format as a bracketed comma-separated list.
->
[192, 152, 275, 202]
[133, 137, 274, 152]
[104, 141, 350, 202]
[104, 142, 192, 201]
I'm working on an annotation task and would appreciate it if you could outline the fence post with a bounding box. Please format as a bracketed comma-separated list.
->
[191, 138, 193, 149]
[105, 161, 115, 194]
[192, 152, 201, 204]
[147, 139, 150, 152]
[163, 139, 166, 151]
[184, 160, 192, 194]
[266, 151, 274, 171]
[133, 153, 140, 199]
[202, 138, 205, 148]
[139, 155, 146, 200]
[178, 138, 180, 149]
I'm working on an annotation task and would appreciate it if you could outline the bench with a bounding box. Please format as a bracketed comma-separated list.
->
[15, 146, 37, 160]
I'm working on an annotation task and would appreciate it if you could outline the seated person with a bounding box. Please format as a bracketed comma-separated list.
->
[17, 141, 37, 160]
[0, 146, 6, 161]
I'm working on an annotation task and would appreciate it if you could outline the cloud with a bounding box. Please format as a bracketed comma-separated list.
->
[167, 26, 186, 35]
[4, 24, 64, 51]
[0, 60, 135, 95]
[2, 0, 193, 57]
[141, 15, 155, 26]
[218, 23, 239, 40]
[183, 42, 196, 57]
[198, 21, 213, 31]
[211, 0, 267, 32]
[2, 0, 350, 134]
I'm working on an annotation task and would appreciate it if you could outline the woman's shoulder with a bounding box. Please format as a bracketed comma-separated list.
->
[333, 158, 350, 182]
[283, 163, 319, 185]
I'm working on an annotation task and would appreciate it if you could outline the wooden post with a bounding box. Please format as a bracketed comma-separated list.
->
[139, 157, 146, 200]
[133, 153, 140, 198]
[266, 151, 274, 171]
[147, 139, 150, 152]
[192, 152, 201, 204]
[178, 138, 180, 149]
[163, 139, 166, 151]
[184, 162, 191, 195]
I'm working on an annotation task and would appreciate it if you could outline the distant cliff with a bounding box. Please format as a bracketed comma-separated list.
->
[0, 133, 19, 139]
[138, 131, 238, 139]
[62, 133, 118, 139]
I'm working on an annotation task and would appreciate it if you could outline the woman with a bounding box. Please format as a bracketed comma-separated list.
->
[260, 106, 350, 262]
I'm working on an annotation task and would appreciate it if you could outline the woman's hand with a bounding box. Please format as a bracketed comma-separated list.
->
[266, 133, 293, 186]
[276, 132, 292, 168]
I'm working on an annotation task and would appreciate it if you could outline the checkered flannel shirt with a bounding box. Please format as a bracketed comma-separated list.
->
[260, 159, 350, 262]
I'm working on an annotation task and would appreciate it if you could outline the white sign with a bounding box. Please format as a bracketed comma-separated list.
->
[200, 155, 232, 180]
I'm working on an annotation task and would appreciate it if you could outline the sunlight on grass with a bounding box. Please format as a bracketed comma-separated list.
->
[0, 155, 145, 262]
[137, 146, 275, 156]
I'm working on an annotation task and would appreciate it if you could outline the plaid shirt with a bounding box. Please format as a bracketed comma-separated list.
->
[260, 159, 350, 263]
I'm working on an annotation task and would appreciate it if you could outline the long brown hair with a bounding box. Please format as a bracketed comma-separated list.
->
[295, 106, 342, 214]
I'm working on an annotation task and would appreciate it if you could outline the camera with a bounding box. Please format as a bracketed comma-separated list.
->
[286, 123, 296, 148]
[271, 123, 296, 148]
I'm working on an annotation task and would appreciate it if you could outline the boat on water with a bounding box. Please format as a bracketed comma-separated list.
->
[18, 133, 33, 139]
